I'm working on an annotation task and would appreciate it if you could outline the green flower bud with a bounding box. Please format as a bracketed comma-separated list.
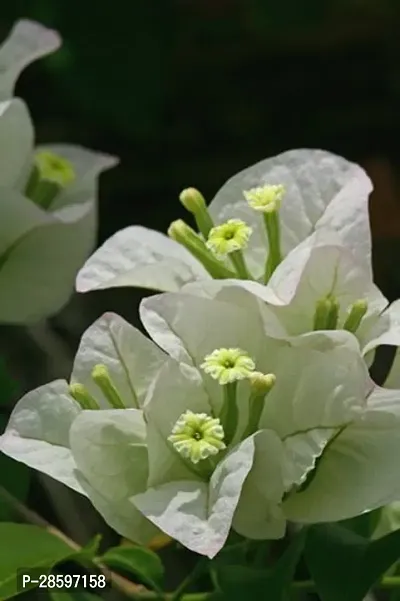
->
[69, 383, 99, 410]
[91, 364, 125, 409]
[179, 187, 214, 239]
[243, 371, 276, 438]
[249, 371, 276, 395]
[343, 299, 368, 333]
[168, 219, 236, 279]
[313, 297, 340, 331]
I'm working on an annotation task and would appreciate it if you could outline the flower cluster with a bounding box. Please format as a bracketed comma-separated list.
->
[0, 20, 118, 323]
[3, 52, 400, 558]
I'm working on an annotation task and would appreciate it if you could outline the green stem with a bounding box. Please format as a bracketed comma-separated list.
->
[229, 250, 252, 279]
[263, 211, 281, 283]
[170, 559, 208, 601]
[219, 382, 238, 445]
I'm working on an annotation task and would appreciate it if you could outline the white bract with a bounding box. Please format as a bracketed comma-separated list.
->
[76, 148, 372, 293]
[0, 20, 118, 323]
[182, 230, 400, 371]
[5, 293, 400, 557]
[0, 312, 168, 544]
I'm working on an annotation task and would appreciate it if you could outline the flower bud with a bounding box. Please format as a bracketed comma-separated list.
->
[168, 219, 236, 279]
[244, 184, 285, 213]
[249, 371, 276, 396]
[179, 188, 214, 239]
[69, 382, 99, 410]
[343, 299, 368, 333]
[91, 364, 125, 409]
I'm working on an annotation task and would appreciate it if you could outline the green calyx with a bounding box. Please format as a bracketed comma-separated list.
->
[168, 219, 236, 279]
[179, 187, 214, 238]
[25, 151, 75, 210]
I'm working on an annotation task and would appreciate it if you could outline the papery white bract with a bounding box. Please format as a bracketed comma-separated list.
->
[0, 21, 118, 323]
[76, 148, 372, 293]
[0, 312, 168, 543]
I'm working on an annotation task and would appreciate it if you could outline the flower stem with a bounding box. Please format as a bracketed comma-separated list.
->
[229, 250, 252, 279]
[263, 211, 282, 283]
[219, 382, 238, 445]
[170, 559, 208, 601]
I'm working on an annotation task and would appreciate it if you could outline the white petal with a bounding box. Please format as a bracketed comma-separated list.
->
[0, 20, 61, 101]
[132, 435, 257, 558]
[70, 408, 153, 542]
[0, 98, 33, 188]
[71, 312, 167, 409]
[283, 394, 400, 523]
[209, 148, 372, 274]
[232, 429, 286, 540]
[76, 226, 211, 293]
[0, 380, 83, 493]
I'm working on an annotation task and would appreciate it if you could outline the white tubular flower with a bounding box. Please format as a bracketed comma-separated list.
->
[244, 184, 285, 213]
[206, 219, 252, 258]
[201, 347, 255, 384]
[168, 410, 226, 464]
[76, 149, 373, 290]
[0, 21, 118, 323]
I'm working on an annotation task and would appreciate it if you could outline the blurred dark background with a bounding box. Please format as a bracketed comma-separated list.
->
[1, 0, 400, 594]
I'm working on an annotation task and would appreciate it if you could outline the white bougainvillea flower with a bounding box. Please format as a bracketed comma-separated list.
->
[134, 293, 400, 548]
[0, 312, 168, 543]
[76, 148, 372, 294]
[3, 294, 400, 556]
[0, 20, 118, 323]
[182, 230, 400, 366]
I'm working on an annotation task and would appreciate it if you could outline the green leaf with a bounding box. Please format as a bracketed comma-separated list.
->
[340, 508, 382, 538]
[216, 529, 306, 600]
[99, 545, 164, 591]
[0, 523, 73, 599]
[305, 523, 400, 601]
